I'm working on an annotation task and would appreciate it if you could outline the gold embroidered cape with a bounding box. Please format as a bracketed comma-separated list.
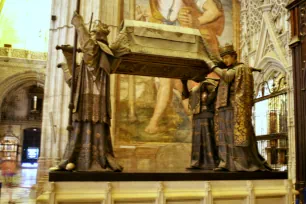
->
[214, 63, 254, 147]
[233, 64, 254, 146]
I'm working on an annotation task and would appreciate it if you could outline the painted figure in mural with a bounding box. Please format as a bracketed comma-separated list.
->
[178, 0, 224, 56]
[54, 12, 123, 172]
[182, 78, 219, 169]
[136, 5, 149, 21]
[206, 44, 271, 171]
[144, 0, 224, 134]
[148, 0, 183, 24]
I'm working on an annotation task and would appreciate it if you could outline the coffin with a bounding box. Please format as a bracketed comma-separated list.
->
[110, 20, 212, 80]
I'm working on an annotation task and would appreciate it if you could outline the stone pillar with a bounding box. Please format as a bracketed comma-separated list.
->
[287, 67, 296, 184]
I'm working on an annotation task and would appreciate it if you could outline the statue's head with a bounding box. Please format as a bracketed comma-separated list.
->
[90, 20, 110, 44]
[219, 44, 237, 67]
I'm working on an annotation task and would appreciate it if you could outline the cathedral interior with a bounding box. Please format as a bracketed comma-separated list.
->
[0, 0, 305, 203]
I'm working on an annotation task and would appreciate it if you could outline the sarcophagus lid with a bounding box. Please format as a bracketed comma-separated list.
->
[110, 20, 212, 80]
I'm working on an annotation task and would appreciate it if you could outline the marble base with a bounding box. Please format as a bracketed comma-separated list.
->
[37, 179, 296, 204]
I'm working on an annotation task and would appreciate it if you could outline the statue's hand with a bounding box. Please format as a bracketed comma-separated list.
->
[204, 57, 226, 71]
[71, 11, 84, 28]
[204, 58, 218, 71]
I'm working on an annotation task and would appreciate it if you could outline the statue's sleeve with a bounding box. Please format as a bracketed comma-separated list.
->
[58, 47, 82, 87]
[213, 67, 236, 83]
[60, 63, 72, 87]
[75, 24, 99, 66]
[204, 79, 218, 105]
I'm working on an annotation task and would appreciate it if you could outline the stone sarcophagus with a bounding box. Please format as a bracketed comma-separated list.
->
[110, 20, 212, 80]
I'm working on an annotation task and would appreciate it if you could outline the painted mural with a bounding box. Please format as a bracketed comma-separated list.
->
[116, 0, 234, 145]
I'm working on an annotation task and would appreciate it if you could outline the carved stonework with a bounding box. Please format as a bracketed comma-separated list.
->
[0, 47, 8, 56]
[11, 49, 28, 58]
[240, 0, 263, 36]
[0, 47, 47, 61]
[263, 34, 274, 55]
[300, 3, 306, 41]
[240, 0, 290, 66]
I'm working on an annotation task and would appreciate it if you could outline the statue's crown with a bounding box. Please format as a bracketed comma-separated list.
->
[92, 20, 110, 44]
[219, 43, 236, 57]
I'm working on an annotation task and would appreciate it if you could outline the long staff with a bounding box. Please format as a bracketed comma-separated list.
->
[67, 0, 81, 137]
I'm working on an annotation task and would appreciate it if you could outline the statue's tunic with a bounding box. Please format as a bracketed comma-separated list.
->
[186, 79, 219, 169]
[58, 22, 122, 172]
[214, 63, 271, 171]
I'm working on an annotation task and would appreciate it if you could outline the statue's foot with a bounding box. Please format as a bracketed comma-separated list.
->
[49, 162, 76, 171]
[66, 163, 76, 171]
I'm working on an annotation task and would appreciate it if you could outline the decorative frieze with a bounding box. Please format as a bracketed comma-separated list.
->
[0, 47, 47, 61]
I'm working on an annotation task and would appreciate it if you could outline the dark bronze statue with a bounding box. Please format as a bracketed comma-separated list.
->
[182, 78, 219, 170]
[52, 12, 122, 172]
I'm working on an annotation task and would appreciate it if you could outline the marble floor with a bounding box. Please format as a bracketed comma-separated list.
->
[0, 163, 37, 203]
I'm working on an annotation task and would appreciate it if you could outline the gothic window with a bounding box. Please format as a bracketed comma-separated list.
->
[253, 70, 287, 171]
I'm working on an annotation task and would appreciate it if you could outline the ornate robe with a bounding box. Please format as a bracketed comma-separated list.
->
[187, 79, 219, 169]
[58, 22, 122, 172]
[213, 63, 271, 171]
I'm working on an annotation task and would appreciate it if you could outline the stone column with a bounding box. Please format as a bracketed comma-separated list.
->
[287, 67, 296, 183]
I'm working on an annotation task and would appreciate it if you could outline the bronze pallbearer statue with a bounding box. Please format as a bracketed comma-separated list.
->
[182, 78, 220, 170]
[52, 12, 123, 172]
[206, 44, 271, 171]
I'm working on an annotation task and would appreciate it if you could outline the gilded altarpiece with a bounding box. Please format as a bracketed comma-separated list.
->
[114, 0, 241, 171]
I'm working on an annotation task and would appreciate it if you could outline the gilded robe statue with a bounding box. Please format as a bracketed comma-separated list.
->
[208, 44, 271, 171]
[57, 12, 123, 172]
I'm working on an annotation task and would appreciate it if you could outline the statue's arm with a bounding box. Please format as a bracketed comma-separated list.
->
[71, 12, 99, 64]
[57, 45, 80, 87]
[213, 67, 235, 83]
[206, 85, 217, 105]
[57, 63, 73, 87]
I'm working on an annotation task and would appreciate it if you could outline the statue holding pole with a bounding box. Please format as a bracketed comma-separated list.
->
[53, 11, 123, 172]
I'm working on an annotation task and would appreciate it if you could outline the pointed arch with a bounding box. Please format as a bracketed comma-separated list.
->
[253, 56, 288, 96]
[0, 71, 45, 109]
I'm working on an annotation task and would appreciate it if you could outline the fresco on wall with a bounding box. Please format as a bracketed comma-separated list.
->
[116, 0, 234, 145]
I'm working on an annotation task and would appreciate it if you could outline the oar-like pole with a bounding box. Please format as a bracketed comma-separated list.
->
[67, 0, 81, 137]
